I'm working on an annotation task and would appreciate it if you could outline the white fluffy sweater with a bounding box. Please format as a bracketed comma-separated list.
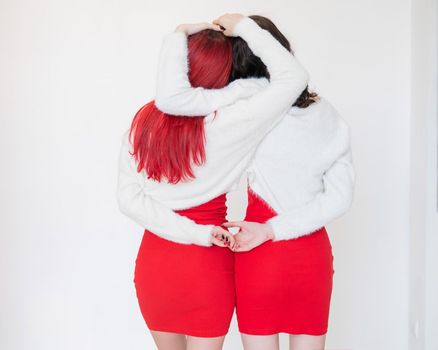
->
[152, 23, 355, 242]
[116, 17, 309, 246]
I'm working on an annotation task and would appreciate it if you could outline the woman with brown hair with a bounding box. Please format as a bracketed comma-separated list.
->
[155, 14, 354, 350]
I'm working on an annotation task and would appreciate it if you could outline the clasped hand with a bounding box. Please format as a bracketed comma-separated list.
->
[211, 222, 274, 252]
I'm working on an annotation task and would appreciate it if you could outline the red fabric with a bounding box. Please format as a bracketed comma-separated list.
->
[234, 188, 334, 335]
[133, 193, 235, 337]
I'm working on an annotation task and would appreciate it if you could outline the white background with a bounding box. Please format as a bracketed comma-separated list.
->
[1, 0, 437, 349]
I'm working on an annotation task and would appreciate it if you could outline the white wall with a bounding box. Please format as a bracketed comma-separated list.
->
[0, 0, 426, 349]
[409, 0, 438, 349]
[409, 0, 438, 348]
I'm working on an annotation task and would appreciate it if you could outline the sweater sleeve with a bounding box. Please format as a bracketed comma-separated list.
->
[266, 133, 355, 241]
[155, 31, 268, 116]
[155, 16, 308, 123]
[116, 130, 214, 246]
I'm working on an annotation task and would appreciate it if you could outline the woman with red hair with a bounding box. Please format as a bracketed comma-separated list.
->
[117, 14, 309, 350]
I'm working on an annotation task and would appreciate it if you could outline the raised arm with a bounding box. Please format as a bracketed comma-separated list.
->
[155, 29, 267, 116]
[155, 15, 308, 121]
[267, 146, 355, 241]
[220, 15, 308, 126]
[117, 130, 220, 247]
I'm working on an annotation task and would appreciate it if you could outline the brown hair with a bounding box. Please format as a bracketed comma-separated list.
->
[230, 15, 318, 108]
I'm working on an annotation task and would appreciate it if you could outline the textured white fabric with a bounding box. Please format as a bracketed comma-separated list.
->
[116, 17, 309, 246]
[153, 21, 355, 241]
[250, 98, 355, 241]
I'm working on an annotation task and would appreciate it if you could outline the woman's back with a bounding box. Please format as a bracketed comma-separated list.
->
[248, 97, 351, 212]
[117, 16, 309, 245]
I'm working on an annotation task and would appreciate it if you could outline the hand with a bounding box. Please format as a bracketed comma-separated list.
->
[212, 13, 245, 36]
[175, 22, 223, 35]
[210, 226, 237, 249]
[223, 221, 274, 252]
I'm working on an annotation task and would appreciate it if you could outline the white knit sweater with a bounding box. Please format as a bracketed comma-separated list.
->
[153, 25, 355, 242]
[116, 17, 309, 246]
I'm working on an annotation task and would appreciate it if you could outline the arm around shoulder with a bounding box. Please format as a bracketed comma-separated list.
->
[154, 29, 268, 116]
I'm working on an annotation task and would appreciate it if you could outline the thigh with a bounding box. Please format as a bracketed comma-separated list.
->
[150, 330, 186, 350]
[289, 334, 326, 350]
[241, 333, 279, 350]
[186, 335, 225, 350]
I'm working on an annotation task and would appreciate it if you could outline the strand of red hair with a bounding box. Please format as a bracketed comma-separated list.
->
[128, 29, 232, 184]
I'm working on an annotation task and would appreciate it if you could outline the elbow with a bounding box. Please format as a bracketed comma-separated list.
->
[154, 94, 173, 114]
[117, 197, 129, 217]
[295, 67, 310, 93]
[154, 83, 179, 115]
[325, 188, 354, 221]
[336, 191, 354, 217]
[281, 63, 310, 97]
[116, 191, 133, 218]
[155, 93, 189, 116]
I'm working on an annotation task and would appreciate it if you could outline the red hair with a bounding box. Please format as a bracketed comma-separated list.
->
[129, 30, 232, 184]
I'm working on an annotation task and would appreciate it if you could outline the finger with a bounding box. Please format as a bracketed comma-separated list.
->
[229, 241, 238, 251]
[211, 230, 226, 243]
[216, 226, 234, 237]
[224, 232, 236, 247]
[211, 236, 226, 247]
[212, 16, 226, 27]
[212, 226, 228, 236]
[199, 22, 216, 30]
[214, 227, 236, 246]
[234, 235, 250, 244]
[236, 246, 251, 252]
[233, 244, 247, 252]
[237, 237, 257, 248]
[212, 16, 222, 25]
[235, 240, 253, 252]
[206, 23, 223, 31]
[213, 230, 232, 244]
[223, 221, 245, 228]
[227, 234, 236, 246]
[233, 240, 241, 251]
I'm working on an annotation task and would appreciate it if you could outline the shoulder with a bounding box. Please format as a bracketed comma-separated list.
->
[289, 96, 351, 150]
[317, 98, 352, 154]
[305, 96, 350, 133]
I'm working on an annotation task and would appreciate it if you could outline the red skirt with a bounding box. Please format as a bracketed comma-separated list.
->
[234, 188, 334, 336]
[133, 194, 235, 337]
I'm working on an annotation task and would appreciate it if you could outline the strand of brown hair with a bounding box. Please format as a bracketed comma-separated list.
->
[293, 86, 320, 108]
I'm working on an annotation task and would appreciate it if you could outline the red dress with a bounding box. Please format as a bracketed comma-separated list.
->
[234, 188, 335, 336]
[133, 194, 234, 337]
